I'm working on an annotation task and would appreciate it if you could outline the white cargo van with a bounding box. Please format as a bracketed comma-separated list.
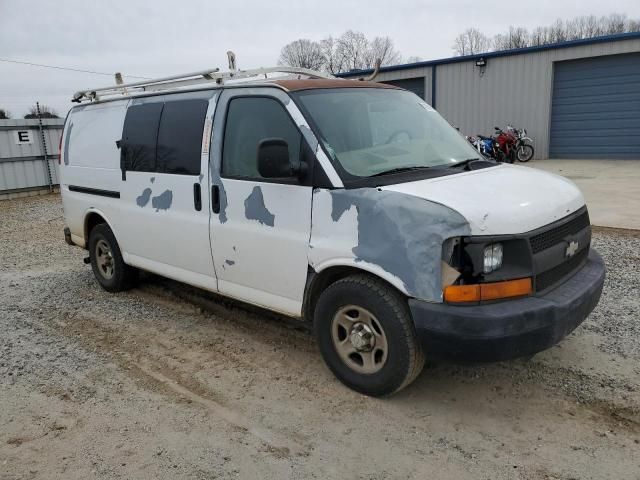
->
[60, 67, 605, 396]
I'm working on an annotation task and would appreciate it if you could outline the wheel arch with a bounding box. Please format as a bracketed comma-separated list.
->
[84, 208, 117, 248]
[303, 260, 409, 322]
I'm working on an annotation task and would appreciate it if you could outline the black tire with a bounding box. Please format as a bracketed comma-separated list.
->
[517, 144, 534, 162]
[88, 223, 137, 292]
[314, 274, 425, 397]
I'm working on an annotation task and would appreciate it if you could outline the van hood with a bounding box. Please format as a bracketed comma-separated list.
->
[382, 164, 585, 235]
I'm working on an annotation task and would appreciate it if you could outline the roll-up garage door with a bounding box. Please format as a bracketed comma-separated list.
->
[381, 77, 425, 100]
[549, 52, 640, 159]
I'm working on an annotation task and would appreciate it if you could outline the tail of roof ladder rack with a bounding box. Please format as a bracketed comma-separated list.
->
[72, 66, 333, 103]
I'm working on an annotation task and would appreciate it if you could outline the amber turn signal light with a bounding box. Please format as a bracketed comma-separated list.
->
[444, 277, 532, 303]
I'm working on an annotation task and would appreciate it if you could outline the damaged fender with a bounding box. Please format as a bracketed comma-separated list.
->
[309, 188, 471, 302]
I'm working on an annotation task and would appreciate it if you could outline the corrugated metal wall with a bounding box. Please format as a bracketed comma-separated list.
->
[435, 37, 640, 159]
[345, 36, 640, 159]
[0, 119, 63, 193]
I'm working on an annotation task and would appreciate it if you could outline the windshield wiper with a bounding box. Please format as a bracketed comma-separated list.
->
[370, 166, 430, 177]
[447, 158, 482, 169]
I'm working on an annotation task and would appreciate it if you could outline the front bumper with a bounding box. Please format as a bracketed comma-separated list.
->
[409, 249, 605, 362]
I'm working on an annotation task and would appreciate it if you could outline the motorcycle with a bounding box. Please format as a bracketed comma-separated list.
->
[466, 135, 497, 159]
[505, 124, 534, 162]
[492, 127, 517, 163]
[467, 124, 534, 164]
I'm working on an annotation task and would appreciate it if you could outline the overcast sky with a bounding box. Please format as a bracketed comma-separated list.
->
[1, 0, 639, 117]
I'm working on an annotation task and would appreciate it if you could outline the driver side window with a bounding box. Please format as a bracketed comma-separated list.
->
[222, 97, 301, 179]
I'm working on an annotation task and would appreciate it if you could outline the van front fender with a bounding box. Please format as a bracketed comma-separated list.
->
[309, 188, 471, 303]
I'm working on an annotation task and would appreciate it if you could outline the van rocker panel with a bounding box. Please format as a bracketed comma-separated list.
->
[409, 249, 605, 362]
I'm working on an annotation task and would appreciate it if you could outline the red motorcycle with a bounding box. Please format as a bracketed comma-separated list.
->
[492, 126, 517, 163]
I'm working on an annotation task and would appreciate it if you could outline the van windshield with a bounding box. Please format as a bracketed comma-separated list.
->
[294, 88, 481, 178]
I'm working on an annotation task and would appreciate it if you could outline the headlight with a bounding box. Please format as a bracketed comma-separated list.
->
[483, 243, 503, 273]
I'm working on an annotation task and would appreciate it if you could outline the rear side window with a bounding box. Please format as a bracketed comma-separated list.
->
[121, 103, 163, 173]
[156, 99, 209, 175]
[121, 98, 208, 176]
[222, 97, 301, 179]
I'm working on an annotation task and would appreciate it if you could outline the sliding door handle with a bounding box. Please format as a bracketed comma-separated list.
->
[193, 183, 202, 211]
[211, 185, 220, 213]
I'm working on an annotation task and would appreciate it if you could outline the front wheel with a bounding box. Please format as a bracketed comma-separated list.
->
[314, 274, 425, 396]
[517, 144, 534, 162]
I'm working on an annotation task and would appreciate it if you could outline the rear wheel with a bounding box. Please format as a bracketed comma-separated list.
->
[314, 274, 425, 396]
[517, 144, 534, 162]
[88, 223, 137, 292]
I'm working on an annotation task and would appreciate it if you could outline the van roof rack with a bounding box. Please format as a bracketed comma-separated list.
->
[72, 66, 334, 103]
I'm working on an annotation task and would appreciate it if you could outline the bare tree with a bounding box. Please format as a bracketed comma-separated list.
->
[452, 28, 490, 56]
[601, 13, 627, 34]
[366, 36, 402, 67]
[529, 26, 549, 46]
[278, 39, 325, 70]
[453, 12, 640, 55]
[493, 26, 529, 49]
[336, 30, 370, 70]
[24, 104, 59, 119]
[582, 15, 603, 37]
[564, 18, 582, 40]
[628, 19, 640, 32]
[281, 31, 403, 74]
[0, 109, 10, 119]
[320, 36, 344, 74]
[405, 55, 423, 63]
[513, 27, 530, 48]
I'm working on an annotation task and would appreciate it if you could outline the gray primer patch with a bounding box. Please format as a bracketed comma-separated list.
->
[208, 93, 229, 223]
[225, 259, 235, 266]
[331, 193, 357, 221]
[244, 186, 275, 227]
[136, 188, 152, 207]
[150, 177, 155, 183]
[329, 189, 470, 301]
[151, 190, 173, 211]
[63, 122, 73, 165]
[213, 173, 228, 223]
[210, 88, 294, 224]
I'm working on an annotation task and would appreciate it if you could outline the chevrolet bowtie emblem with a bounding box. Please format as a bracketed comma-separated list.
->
[566, 240, 579, 258]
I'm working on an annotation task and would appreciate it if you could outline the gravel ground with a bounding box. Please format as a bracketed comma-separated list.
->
[1, 194, 639, 480]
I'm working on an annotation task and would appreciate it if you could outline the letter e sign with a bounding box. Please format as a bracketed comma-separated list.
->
[15, 130, 33, 145]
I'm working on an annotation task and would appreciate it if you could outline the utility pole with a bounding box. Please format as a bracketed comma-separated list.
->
[36, 101, 54, 192]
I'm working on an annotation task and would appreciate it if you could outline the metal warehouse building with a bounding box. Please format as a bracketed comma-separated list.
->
[340, 32, 640, 160]
[0, 119, 63, 199]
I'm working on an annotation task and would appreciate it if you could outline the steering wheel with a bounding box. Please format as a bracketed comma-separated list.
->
[385, 129, 412, 144]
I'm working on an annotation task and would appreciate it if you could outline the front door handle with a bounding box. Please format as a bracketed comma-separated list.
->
[193, 183, 202, 211]
[211, 185, 220, 213]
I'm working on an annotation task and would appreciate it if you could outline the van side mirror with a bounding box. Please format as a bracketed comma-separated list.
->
[257, 138, 294, 178]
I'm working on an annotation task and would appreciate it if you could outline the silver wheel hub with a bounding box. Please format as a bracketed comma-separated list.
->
[95, 239, 114, 279]
[331, 305, 388, 374]
[349, 323, 375, 351]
